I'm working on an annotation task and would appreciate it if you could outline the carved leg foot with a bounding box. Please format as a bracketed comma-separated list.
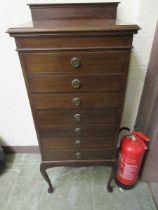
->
[40, 162, 54, 193]
[107, 164, 116, 193]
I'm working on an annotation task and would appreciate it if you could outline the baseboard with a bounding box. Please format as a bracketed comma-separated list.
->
[2, 146, 40, 153]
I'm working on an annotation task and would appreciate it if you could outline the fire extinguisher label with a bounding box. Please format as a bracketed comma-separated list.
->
[118, 153, 138, 181]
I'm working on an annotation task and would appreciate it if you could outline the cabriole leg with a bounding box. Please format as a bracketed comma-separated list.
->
[40, 162, 54, 193]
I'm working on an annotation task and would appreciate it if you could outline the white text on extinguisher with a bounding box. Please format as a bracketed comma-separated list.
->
[119, 153, 138, 180]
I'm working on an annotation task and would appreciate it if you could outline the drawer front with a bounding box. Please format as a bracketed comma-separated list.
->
[36, 109, 120, 125]
[41, 137, 116, 150]
[29, 74, 124, 93]
[42, 149, 116, 161]
[24, 51, 128, 74]
[39, 124, 118, 138]
[17, 36, 132, 49]
[32, 92, 122, 110]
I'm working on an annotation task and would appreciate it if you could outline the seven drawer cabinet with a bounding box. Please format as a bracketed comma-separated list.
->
[8, 2, 139, 193]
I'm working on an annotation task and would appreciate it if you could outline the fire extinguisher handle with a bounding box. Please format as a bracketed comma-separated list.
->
[132, 131, 150, 142]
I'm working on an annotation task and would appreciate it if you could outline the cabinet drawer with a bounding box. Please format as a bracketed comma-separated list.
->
[41, 137, 116, 150]
[29, 74, 124, 93]
[42, 149, 116, 161]
[36, 109, 120, 125]
[16, 35, 132, 49]
[39, 124, 118, 138]
[24, 51, 128, 74]
[32, 92, 122, 110]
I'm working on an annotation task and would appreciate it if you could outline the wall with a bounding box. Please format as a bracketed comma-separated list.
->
[121, 0, 158, 129]
[0, 0, 157, 146]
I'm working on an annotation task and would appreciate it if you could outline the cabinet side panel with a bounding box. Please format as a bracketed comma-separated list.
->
[16, 49, 43, 158]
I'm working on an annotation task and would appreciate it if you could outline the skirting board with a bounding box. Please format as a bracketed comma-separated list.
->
[2, 146, 40, 153]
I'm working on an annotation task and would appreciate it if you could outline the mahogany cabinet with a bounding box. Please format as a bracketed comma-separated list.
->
[8, 2, 139, 193]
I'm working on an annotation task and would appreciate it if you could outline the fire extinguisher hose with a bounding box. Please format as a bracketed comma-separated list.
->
[119, 127, 130, 134]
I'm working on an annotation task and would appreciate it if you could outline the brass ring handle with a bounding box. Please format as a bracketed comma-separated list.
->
[73, 97, 81, 106]
[71, 57, 81, 68]
[74, 128, 81, 135]
[71, 79, 81, 89]
[74, 139, 81, 145]
[76, 152, 82, 159]
[74, 113, 81, 122]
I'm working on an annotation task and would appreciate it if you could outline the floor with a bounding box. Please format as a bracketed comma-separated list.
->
[0, 154, 157, 210]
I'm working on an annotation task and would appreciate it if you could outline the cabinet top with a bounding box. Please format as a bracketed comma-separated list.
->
[27, 2, 120, 6]
[7, 2, 140, 36]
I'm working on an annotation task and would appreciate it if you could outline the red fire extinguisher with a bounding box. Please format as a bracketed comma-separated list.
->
[115, 128, 150, 189]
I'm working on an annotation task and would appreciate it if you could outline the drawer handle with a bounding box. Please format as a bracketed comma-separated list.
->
[71, 57, 81, 68]
[74, 113, 81, 122]
[74, 139, 81, 145]
[73, 97, 81, 106]
[71, 79, 81, 89]
[76, 152, 82, 159]
[74, 128, 81, 135]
